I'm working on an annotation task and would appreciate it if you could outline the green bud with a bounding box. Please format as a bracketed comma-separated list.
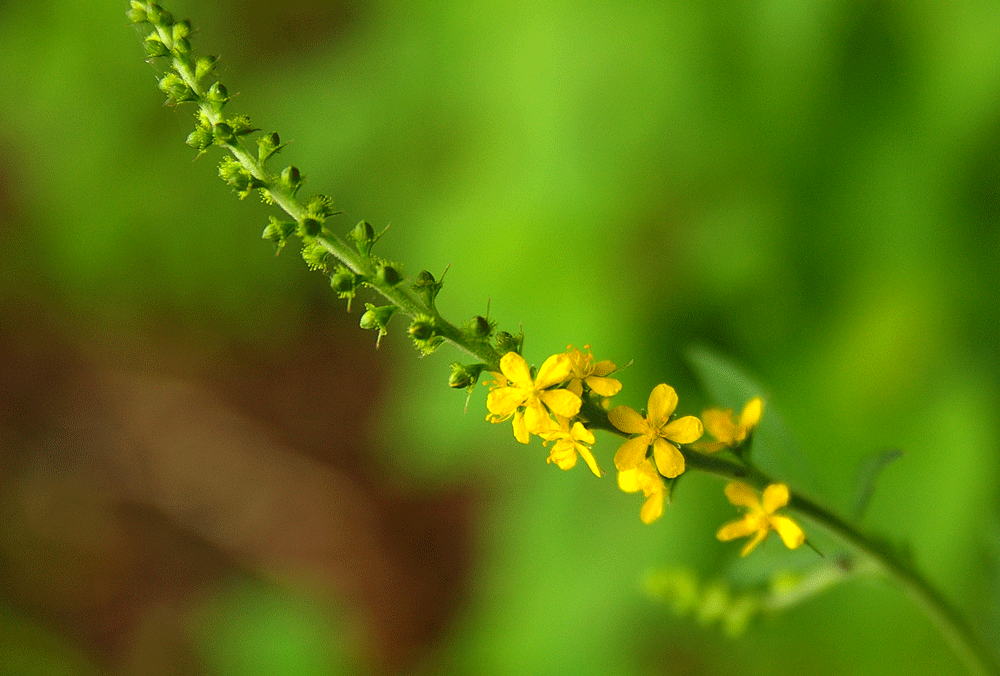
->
[298, 218, 322, 238]
[330, 266, 359, 293]
[205, 82, 229, 108]
[465, 315, 493, 339]
[359, 303, 398, 348]
[261, 217, 296, 251]
[186, 127, 213, 153]
[412, 269, 444, 308]
[143, 36, 169, 58]
[306, 194, 338, 219]
[330, 265, 362, 312]
[171, 20, 192, 41]
[227, 115, 258, 136]
[172, 37, 192, 56]
[279, 166, 304, 195]
[449, 362, 486, 390]
[408, 317, 436, 341]
[212, 122, 235, 145]
[194, 55, 218, 83]
[495, 330, 523, 355]
[126, 3, 148, 23]
[158, 73, 196, 104]
[347, 220, 379, 255]
[376, 264, 402, 287]
[146, 5, 173, 26]
[257, 132, 283, 163]
[301, 241, 328, 271]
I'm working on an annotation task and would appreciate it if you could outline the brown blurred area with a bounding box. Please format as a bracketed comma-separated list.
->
[0, 302, 476, 675]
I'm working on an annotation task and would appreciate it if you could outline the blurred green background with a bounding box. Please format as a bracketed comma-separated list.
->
[2, 0, 999, 674]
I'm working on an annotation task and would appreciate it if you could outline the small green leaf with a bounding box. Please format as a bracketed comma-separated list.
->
[851, 448, 903, 521]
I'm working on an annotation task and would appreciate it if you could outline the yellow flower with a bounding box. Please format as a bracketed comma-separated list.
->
[540, 415, 601, 477]
[618, 458, 666, 524]
[695, 397, 764, 453]
[716, 482, 805, 556]
[565, 345, 622, 398]
[486, 352, 582, 444]
[607, 384, 703, 477]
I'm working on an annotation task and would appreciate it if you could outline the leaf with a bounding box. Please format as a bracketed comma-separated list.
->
[685, 344, 818, 497]
[851, 448, 903, 521]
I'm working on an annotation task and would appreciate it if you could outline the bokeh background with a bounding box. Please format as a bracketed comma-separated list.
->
[2, 0, 999, 674]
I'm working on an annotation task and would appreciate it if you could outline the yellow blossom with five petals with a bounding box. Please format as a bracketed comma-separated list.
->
[486, 352, 581, 444]
[539, 415, 601, 477]
[716, 482, 805, 556]
[618, 458, 666, 524]
[607, 384, 703, 478]
[695, 397, 764, 453]
[565, 345, 622, 398]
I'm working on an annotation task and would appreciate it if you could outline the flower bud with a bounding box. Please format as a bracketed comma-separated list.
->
[212, 122, 235, 145]
[348, 221, 377, 255]
[195, 56, 218, 82]
[257, 132, 282, 163]
[377, 264, 402, 287]
[449, 362, 486, 390]
[205, 82, 229, 107]
[298, 218, 322, 238]
[495, 330, 523, 355]
[359, 304, 398, 347]
[143, 36, 169, 58]
[279, 166, 304, 195]
[408, 317, 436, 341]
[126, 3, 148, 23]
[412, 269, 444, 307]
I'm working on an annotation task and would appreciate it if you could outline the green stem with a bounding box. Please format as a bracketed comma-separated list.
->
[583, 399, 998, 675]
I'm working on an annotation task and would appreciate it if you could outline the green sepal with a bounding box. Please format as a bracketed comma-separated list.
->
[359, 303, 398, 348]
[297, 218, 322, 238]
[495, 330, 523, 355]
[449, 362, 486, 390]
[301, 241, 329, 271]
[306, 194, 339, 219]
[261, 216, 296, 252]
[194, 56, 218, 83]
[227, 115, 258, 137]
[257, 132, 284, 164]
[412, 268, 445, 308]
[279, 166, 304, 196]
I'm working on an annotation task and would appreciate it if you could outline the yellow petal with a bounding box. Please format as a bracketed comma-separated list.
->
[647, 384, 678, 424]
[640, 489, 665, 524]
[512, 410, 530, 444]
[499, 351, 532, 384]
[566, 379, 584, 397]
[617, 468, 641, 493]
[723, 482, 760, 509]
[614, 436, 650, 471]
[740, 529, 768, 557]
[585, 375, 622, 397]
[661, 415, 704, 445]
[740, 397, 764, 429]
[691, 440, 728, 454]
[591, 360, 617, 377]
[548, 442, 577, 470]
[762, 483, 790, 513]
[770, 516, 805, 550]
[569, 421, 595, 445]
[716, 516, 757, 541]
[608, 405, 647, 435]
[577, 445, 602, 477]
[487, 387, 528, 417]
[540, 388, 582, 418]
[523, 401, 552, 435]
[652, 438, 685, 478]
[535, 353, 572, 389]
[701, 408, 738, 445]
